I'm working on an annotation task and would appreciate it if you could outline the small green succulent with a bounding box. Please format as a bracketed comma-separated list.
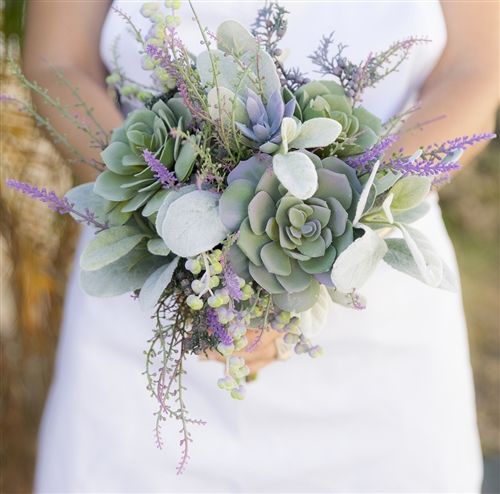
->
[218, 154, 363, 311]
[291, 80, 382, 158]
[94, 97, 196, 214]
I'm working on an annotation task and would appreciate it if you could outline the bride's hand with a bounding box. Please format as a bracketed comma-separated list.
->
[203, 329, 283, 375]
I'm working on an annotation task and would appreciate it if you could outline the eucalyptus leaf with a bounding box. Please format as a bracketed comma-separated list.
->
[217, 20, 258, 56]
[160, 190, 228, 257]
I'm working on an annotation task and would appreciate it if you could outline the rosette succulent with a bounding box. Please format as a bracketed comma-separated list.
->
[235, 89, 296, 153]
[293, 80, 382, 157]
[94, 97, 197, 214]
[218, 154, 363, 311]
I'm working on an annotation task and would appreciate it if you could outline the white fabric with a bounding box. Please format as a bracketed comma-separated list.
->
[35, 2, 483, 492]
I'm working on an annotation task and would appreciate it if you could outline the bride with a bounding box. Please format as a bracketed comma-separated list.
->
[24, 1, 497, 492]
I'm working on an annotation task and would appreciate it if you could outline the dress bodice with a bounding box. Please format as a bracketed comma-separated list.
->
[100, 1, 447, 122]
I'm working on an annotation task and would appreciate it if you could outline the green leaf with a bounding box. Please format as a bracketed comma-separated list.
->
[94, 170, 137, 202]
[80, 246, 165, 297]
[248, 262, 285, 294]
[330, 226, 387, 292]
[147, 238, 171, 256]
[353, 160, 380, 225]
[394, 223, 443, 287]
[390, 176, 432, 211]
[273, 279, 320, 312]
[273, 151, 318, 200]
[299, 285, 331, 338]
[384, 237, 455, 290]
[217, 20, 258, 57]
[174, 141, 197, 181]
[101, 141, 138, 175]
[219, 179, 255, 231]
[392, 202, 430, 224]
[65, 183, 130, 226]
[280, 117, 299, 154]
[139, 257, 179, 311]
[159, 190, 228, 257]
[207, 86, 248, 125]
[290, 118, 342, 149]
[80, 226, 148, 271]
[155, 185, 196, 235]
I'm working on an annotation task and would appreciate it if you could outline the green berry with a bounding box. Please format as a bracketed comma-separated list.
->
[210, 261, 223, 275]
[231, 386, 246, 400]
[186, 295, 203, 311]
[209, 276, 220, 289]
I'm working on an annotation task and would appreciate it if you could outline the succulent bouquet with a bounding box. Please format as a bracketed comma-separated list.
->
[5, 2, 494, 473]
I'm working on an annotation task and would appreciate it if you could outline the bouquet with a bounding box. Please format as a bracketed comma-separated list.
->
[5, 1, 493, 474]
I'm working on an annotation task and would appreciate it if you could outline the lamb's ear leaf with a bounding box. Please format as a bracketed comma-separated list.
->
[272, 151, 318, 200]
[290, 118, 342, 149]
[390, 224, 444, 287]
[330, 226, 387, 293]
[390, 176, 432, 211]
[140, 257, 180, 311]
[353, 160, 380, 225]
[80, 246, 165, 297]
[80, 226, 148, 271]
[384, 237, 455, 291]
[299, 285, 331, 339]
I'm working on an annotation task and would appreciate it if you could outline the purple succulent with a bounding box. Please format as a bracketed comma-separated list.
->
[236, 89, 295, 153]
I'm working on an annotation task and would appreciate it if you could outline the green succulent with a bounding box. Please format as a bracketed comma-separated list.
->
[218, 154, 362, 311]
[94, 97, 197, 215]
[291, 80, 382, 158]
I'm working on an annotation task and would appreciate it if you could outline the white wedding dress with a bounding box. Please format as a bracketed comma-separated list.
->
[35, 2, 483, 492]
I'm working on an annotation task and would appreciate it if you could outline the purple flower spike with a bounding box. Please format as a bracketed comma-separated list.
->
[206, 309, 233, 346]
[222, 258, 243, 301]
[6, 179, 108, 231]
[143, 149, 177, 188]
[346, 134, 399, 171]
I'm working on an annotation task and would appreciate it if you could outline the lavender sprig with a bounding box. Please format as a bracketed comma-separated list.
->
[346, 134, 399, 171]
[206, 308, 233, 346]
[143, 149, 178, 188]
[310, 34, 429, 104]
[5, 179, 109, 231]
[221, 259, 243, 301]
[382, 133, 496, 178]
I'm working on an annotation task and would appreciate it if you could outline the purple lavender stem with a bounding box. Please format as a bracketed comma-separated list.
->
[346, 134, 399, 171]
[383, 132, 496, 177]
[143, 149, 177, 188]
[206, 308, 233, 346]
[221, 258, 243, 301]
[5, 179, 109, 231]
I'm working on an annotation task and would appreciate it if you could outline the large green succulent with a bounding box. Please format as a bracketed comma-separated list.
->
[218, 154, 362, 311]
[94, 97, 196, 214]
[291, 80, 381, 158]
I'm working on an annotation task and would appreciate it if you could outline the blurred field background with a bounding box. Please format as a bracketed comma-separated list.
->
[0, 2, 499, 493]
